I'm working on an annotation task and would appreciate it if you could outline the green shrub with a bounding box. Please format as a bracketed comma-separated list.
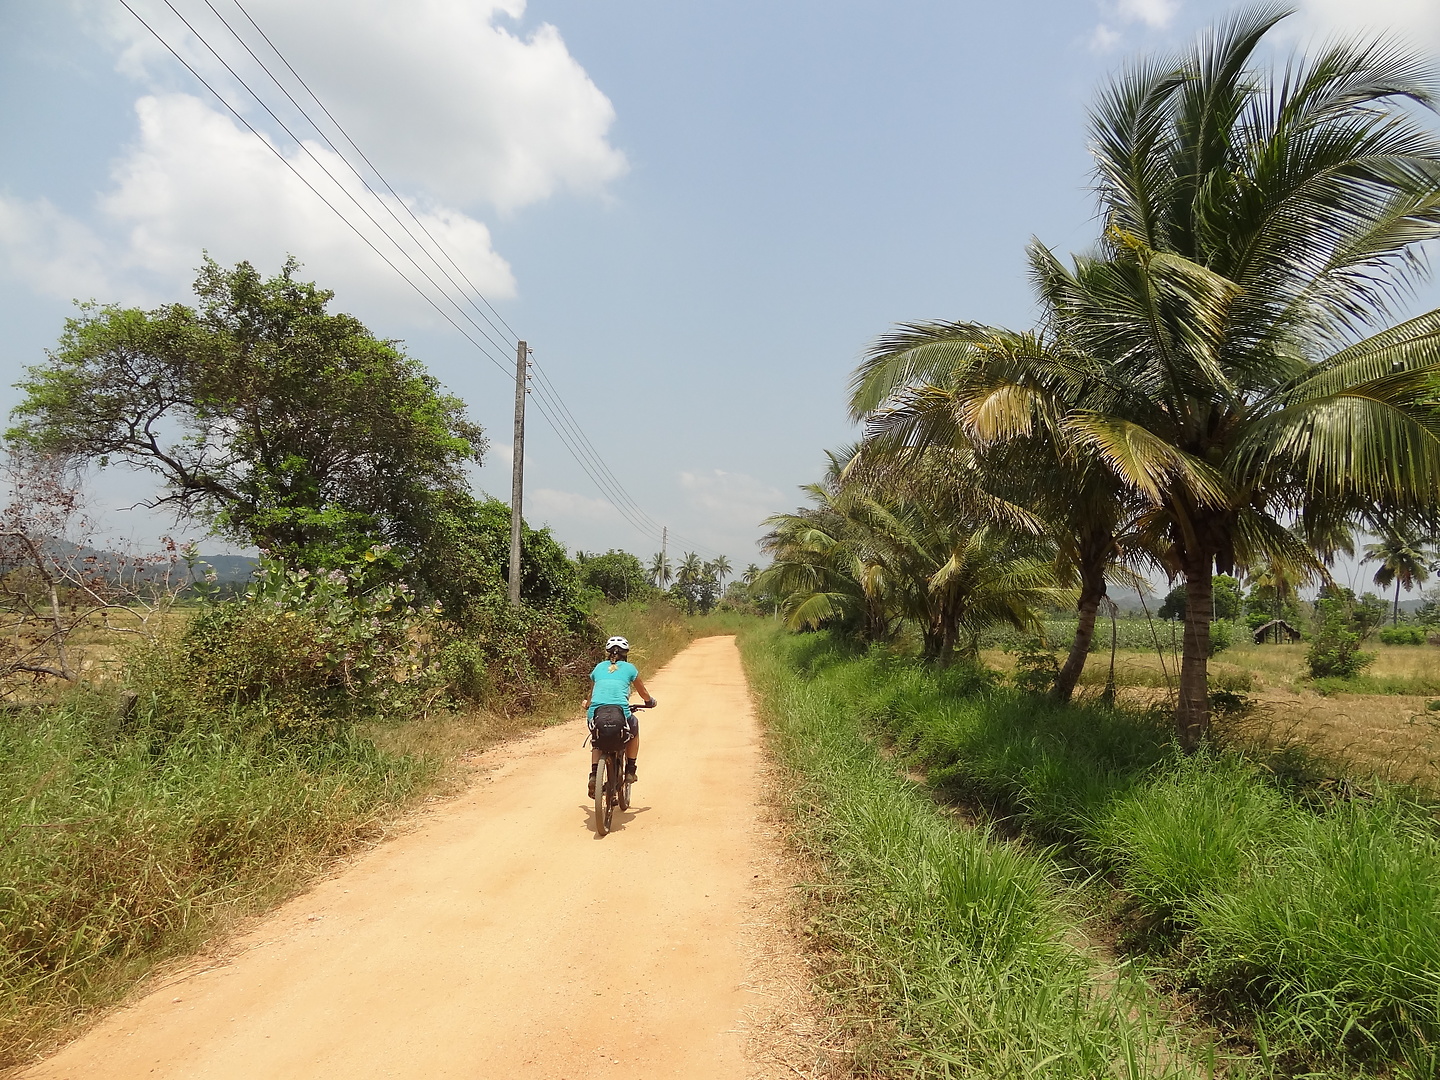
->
[1306, 599, 1375, 679]
[1208, 618, 1235, 655]
[1379, 625, 1426, 646]
[174, 551, 440, 732]
[1009, 637, 1059, 694]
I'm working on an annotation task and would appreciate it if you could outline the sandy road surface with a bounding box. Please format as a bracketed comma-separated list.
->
[24, 635, 790, 1080]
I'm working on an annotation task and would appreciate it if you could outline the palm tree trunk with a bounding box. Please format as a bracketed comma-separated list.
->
[1055, 578, 1105, 703]
[1395, 579, 1401, 627]
[1177, 564, 1213, 750]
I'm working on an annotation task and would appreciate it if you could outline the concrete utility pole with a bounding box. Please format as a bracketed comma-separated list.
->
[661, 526, 667, 587]
[508, 339, 528, 608]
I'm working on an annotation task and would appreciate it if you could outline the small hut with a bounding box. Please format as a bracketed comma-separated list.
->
[1252, 619, 1302, 644]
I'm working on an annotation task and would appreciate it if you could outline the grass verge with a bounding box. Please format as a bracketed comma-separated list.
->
[782, 635, 1440, 1077]
[740, 625, 1203, 1079]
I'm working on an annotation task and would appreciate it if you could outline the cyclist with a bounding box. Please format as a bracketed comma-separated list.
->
[585, 635, 655, 797]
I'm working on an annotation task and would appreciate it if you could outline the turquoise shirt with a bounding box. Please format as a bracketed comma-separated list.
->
[588, 660, 639, 720]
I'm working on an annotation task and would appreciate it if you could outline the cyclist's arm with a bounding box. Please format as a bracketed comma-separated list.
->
[632, 675, 655, 706]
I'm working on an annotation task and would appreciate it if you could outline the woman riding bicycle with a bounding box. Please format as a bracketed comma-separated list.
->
[585, 636, 655, 798]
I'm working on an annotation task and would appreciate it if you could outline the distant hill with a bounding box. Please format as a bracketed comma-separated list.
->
[2, 538, 257, 587]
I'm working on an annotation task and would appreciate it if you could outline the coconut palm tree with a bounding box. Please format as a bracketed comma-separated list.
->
[852, 325, 1154, 701]
[742, 563, 761, 586]
[1364, 528, 1432, 626]
[858, 8, 1440, 745]
[647, 551, 673, 590]
[759, 450, 1064, 660]
[1055, 7, 1440, 743]
[709, 555, 733, 589]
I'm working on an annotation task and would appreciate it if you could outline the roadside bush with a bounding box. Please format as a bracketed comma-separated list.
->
[1379, 625, 1426, 646]
[1306, 599, 1375, 679]
[170, 551, 441, 732]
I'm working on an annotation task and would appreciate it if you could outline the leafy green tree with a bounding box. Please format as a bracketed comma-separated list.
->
[1363, 528, 1432, 626]
[1211, 575, 1243, 622]
[8, 257, 484, 578]
[417, 495, 588, 630]
[1157, 584, 1187, 622]
[577, 549, 651, 602]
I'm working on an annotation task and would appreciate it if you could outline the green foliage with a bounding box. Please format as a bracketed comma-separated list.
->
[1379, 625, 1427, 646]
[418, 494, 588, 630]
[168, 548, 439, 732]
[1211, 575, 1242, 621]
[1307, 599, 1377, 680]
[8, 257, 483, 587]
[1009, 637, 1059, 694]
[0, 691, 429, 1066]
[741, 627, 1195, 1078]
[576, 549, 653, 603]
[760, 631, 1440, 1073]
[1208, 618, 1234, 656]
[1157, 585, 1186, 621]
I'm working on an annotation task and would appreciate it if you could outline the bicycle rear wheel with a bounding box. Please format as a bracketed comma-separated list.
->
[604, 755, 617, 833]
[593, 757, 609, 836]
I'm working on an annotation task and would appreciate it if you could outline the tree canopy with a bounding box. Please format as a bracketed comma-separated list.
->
[9, 257, 485, 573]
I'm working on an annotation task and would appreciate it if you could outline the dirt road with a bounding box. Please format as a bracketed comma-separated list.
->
[24, 635, 790, 1080]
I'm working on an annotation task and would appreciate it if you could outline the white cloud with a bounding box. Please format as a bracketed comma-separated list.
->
[1089, 24, 1124, 52]
[1292, 0, 1440, 50]
[93, 0, 627, 213]
[529, 487, 621, 523]
[1085, 0, 1180, 53]
[1113, 0, 1179, 30]
[679, 470, 785, 527]
[0, 193, 115, 301]
[0, 2, 624, 319]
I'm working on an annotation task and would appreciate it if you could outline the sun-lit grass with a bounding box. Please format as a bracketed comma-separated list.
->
[741, 626, 1209, 1080]
[795, 635, 1440, 1076]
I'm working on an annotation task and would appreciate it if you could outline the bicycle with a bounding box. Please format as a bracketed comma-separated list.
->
[590, 701, 654, 837]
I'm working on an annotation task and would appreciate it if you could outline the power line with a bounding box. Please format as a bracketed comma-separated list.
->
[215, 0, 521, 351]
[160, 0, 518, 366]
[123, 0, 730, 560]
[117, 0, 516, 384]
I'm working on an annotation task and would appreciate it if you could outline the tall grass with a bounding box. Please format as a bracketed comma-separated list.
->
[787, 636, 1440, 1076]
[741, 627, 1201, 1079]
[0, 689, 430, 1066]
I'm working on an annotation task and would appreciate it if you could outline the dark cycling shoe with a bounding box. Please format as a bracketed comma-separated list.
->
[587, 773, 597, 798]
[624, 764, 638, 783]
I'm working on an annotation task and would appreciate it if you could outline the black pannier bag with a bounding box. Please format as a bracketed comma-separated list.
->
[590, 704, 633, 751]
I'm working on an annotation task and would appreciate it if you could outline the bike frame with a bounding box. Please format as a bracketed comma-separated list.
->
[592, 702, 652, 837]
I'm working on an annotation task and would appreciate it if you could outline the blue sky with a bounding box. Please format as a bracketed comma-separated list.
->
[2, 0, 1438, 576]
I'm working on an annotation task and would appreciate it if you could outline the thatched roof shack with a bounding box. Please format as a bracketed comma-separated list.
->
[1253, 619, 1302, 644]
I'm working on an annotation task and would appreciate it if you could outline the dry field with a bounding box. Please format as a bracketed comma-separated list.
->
[983, 640, 1440, 790]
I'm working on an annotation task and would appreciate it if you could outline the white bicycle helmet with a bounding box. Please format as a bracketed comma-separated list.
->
[605, 636, 630, 652]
